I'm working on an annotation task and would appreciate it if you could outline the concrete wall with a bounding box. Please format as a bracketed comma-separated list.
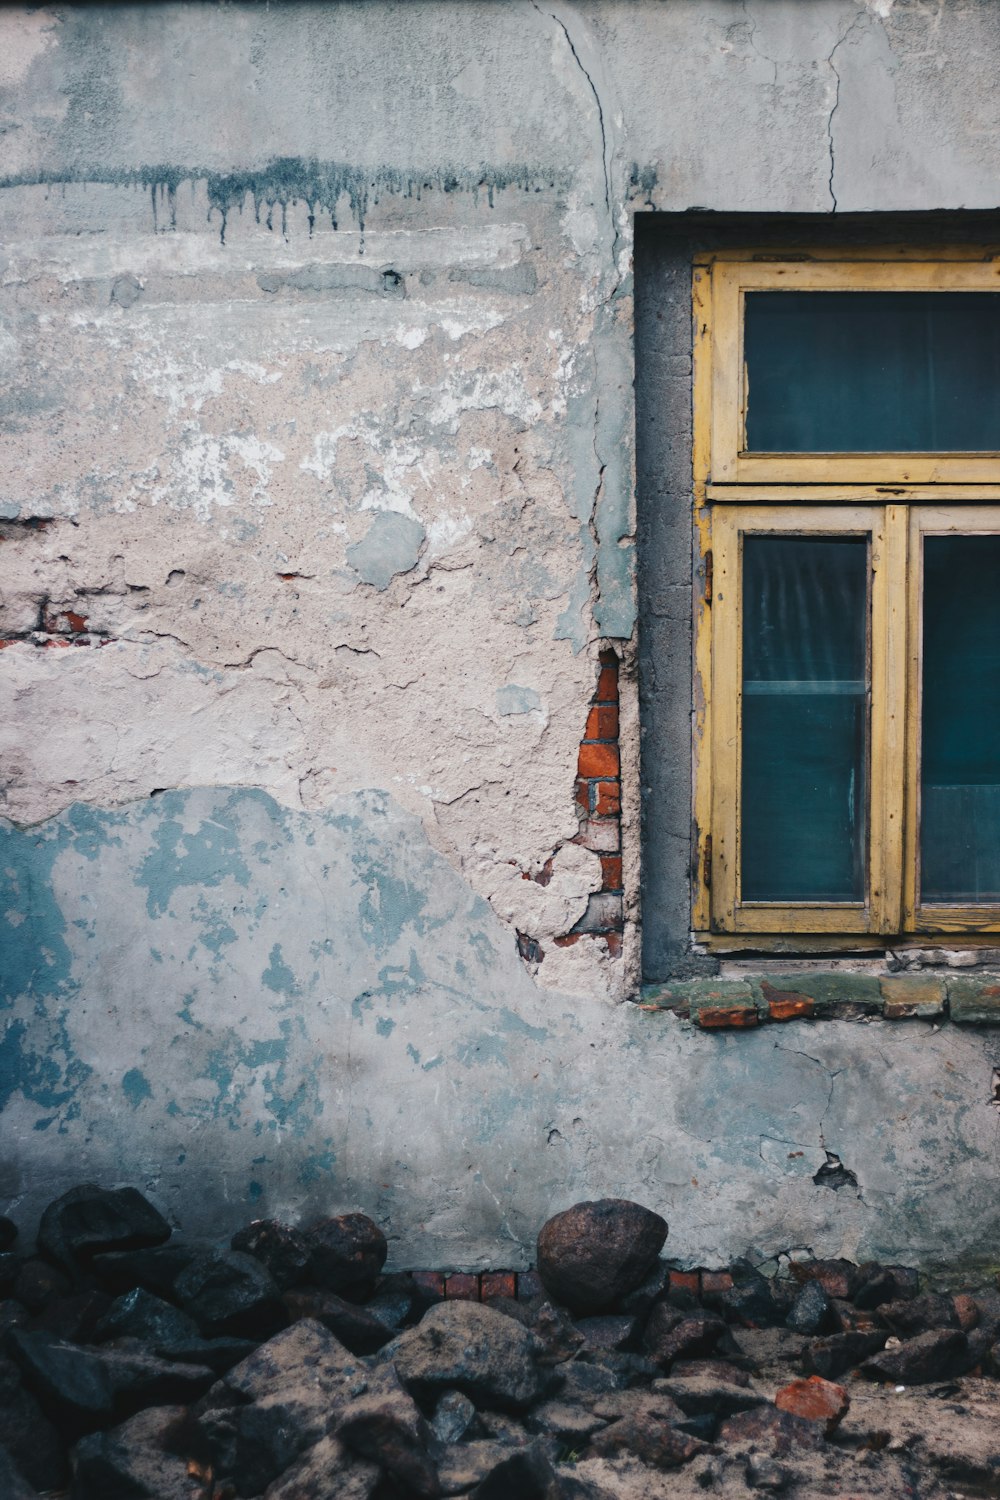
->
[2, 1, 1000, 1270]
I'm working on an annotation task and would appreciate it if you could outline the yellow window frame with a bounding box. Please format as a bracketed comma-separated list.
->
[692, 252, 1000, 948]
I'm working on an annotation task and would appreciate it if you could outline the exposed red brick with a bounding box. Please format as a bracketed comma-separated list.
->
[700, 1271, 734, 1296]
[669, 1270, 700, 1296]
[604, 931, 623, 958]
[760, 980, 814, 1021]
[577, 817, 619, 852]
[767, 995, 814, 1022]
[575, 779, 590, 810]
[481, 1271, 517, 1301]
[696, 1006, 758, 1030]
[775, 1376, 849, 1433]
[600, 855, 623, 891]
[585, 703, 619, 740]
[552, 933, 583, 947]
[593, 781, 620, 816]
[578, 741, 620, 778]
[445, 1273, 479, 1301]
[411, 1270, 445, 1299]
[596, 665, 618, 702]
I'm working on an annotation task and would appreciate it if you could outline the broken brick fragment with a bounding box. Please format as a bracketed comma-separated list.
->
[775, 1375, 850, 1433]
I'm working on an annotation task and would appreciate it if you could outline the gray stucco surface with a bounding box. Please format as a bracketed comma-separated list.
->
[3, 788, 1000, 1272]
[3, 1, 1000, 1267]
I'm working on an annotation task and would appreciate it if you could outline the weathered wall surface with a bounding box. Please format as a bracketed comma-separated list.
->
[2, 1, 1000, 1266]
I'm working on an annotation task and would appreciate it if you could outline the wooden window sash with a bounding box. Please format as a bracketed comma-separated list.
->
[709, 505, 904, 936]
[709, 259, 1000, 489]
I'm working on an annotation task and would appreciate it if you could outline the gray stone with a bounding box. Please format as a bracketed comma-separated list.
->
[536, 1200, 668, 1314]
[431, 1388, 477, 1444]
[336, 1366, 438, 1497]
[392, 1299, 546, 1410]
[70, 1405, 193, 1500]
[263, 1434, 380, 1500]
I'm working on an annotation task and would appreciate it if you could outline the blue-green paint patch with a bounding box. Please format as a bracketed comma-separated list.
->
[299, 1147, 336, 1184]
[496, 684, 542, 716]
[376, 1016, 396, 1037]
[122, 1068, 152, 1107]
[406, 1044, 422, 1066]
[137, 793, 253, 918]
[497, 1009, 548, 1041]
[248, 1180, 263, 1202]
[261, 943, 297, 995]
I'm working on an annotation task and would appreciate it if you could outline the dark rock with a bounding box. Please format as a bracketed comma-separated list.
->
[468, 1441, 562, 1499]
[91, 1241, 204, 1298]
[0, 1446, 39, 1500]
[366, 1272, 420, 1330]
[437, 1440, 521, 1496]
[575, 1314, 637, 1352]
[0, 1357, 68, 1492]
[803, 1331, 888, 1380]
[303, 1212, 387, 1299]
[37, 1184, 170, 1275]
[336, 1364, 439, 1497]
[71, 1404, 195, 1500]
[9, 1329, 214, 1432]
[619, 1262, 671, 1318]
[0, 1217, 18, 1252]
[0, 1253, 22, 1297]
[584, 1349, 661, 1383]
[536, 1199, 668, 1314]
[786, 1280, 831, 1336]
[174, 1249, 286, 1338]
[525, 1398, 608, 1443]
[13, 1259, 71, 1314]
[432, 1388, 478, 1444]
[851, 1263, 902, 1311]
[860, 1328, 971, 1384]
[284, 1286, 396, 1353]
[554, 1360, 623, 1404]
[877, 1293, 960, 1337]
[671, 1358, 751, 1386]
[154, 1335, 258, 1373]
[828, 1297, 879, 1334]
[95, 1286, 200, 1346]
[717, 1406, 825, 1455]
[588, 1410, 708, 1468]
[29, 1288, 111, 1342]
[0, 1299, 28, 1337]
[746, 1452, 791, 1491]
[643, 1307, 728, 1367]
[676, 1411, 718, 1443]
[653, 1375, 768, 1418]
[194, 1319, 371, 1494]
[231, 1219, 311, 1291]
[788, 1259, 857, 1301]
[392, 1299, 547, 1410]
[533, 1300, 586, 1365]
[262, 1433, 380, 1499]
[715, 1281, 785, 1328]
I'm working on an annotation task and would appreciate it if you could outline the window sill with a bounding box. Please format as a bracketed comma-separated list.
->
[639, 972, 1000, 1028]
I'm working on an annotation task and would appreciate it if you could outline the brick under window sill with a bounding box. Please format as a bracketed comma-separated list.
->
[639, 973, 1000, 1029]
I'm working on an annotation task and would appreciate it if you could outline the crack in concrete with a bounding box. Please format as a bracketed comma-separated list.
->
[532, 1, 613, 250]
[826, 11, 869, 212]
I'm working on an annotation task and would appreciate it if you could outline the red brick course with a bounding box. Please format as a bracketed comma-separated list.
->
[567, 648, 624, 951]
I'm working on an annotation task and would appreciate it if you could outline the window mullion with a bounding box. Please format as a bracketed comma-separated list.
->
[870, 504, 908, 934]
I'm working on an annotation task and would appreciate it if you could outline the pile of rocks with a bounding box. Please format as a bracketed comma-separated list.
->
[1, 1186, 999, 1498]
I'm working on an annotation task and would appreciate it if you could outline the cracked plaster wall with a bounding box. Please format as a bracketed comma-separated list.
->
[2, 1, 1000, 1266]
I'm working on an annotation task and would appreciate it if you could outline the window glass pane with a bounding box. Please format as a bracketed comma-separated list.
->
[921, 535, 1000, 903]
[744, 292, 1000, 453]
[741, 537, 867, 903]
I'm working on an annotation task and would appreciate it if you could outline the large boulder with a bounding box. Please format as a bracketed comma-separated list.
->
[194, 1319, 372, 1495]
[174, 1250, 286, 1339]
[303, 1214, 387, 1299]
[391, 1299, 547, 1411]
[536, 1200, 667, 1314]
[37, 1186, 171, 1275]
[335, 1365, 439, 1497]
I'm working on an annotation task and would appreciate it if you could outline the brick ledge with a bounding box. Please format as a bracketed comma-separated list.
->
[639, 972, 1000, 1028]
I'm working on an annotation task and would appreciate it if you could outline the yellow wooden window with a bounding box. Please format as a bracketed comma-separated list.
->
[693, 253, 1000, 948]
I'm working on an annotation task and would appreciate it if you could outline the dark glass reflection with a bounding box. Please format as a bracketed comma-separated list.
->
[745, 292, 1000, 452]
[921, 535, 1000, 902]
[741, 537, 868, 903]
